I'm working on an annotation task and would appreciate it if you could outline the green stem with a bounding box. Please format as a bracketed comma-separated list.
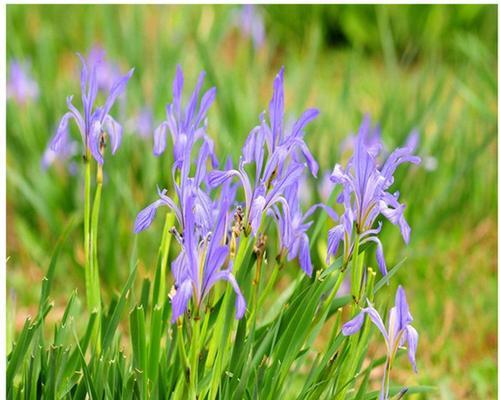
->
[83, 151, 92, 312]
[189, 316, 201, 399]
[247, 255, 263, 329]
[89, 163, 103, 353]
[205, 234, 252, 400]
[176, 321, 191, 395]
[350, 235, 365, 309]
[154, 211, 175, 306]
[381, 357, 392, 400]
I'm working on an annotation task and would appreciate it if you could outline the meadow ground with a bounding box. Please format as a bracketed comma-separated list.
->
[6, 4, 497, 398]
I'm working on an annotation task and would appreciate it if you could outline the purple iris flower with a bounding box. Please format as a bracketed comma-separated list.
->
[170, 194, 246, 322]
[135, 67, 219, 235]
[134, 140, 215, 235]
[272, 179, 336, 276]
[342, 286, 418, 399]
[48, 53, 134, 165]
[153, 65, 217, 168]
[208, 67, 319, 238]
[237, 5, 265, 49]
[7, 60, 39, 105]
[326, 115, 420, 275]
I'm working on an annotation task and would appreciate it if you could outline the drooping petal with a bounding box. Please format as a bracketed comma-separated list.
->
[381, 146, 421, 186]
[157, 187, 183, 228]
[327, 225, 344, 264]
[249, 195, 266, 233]
[364, 301, 390, 346]
[379, 193, 411, 243]
[170, 280, 194, 323]
[298, 138, 319, 177]
[153, 121, 168, 156]
[202, 246, 230, 294]
[103, 114, 123, 154]
[298, 235, 313, 276]
[88, 118, 104, 165]
[223, 271, 247, 319]
[342, 311, 366, 336]
[290, 108, 319, 139]
[362, 236, 387, 276]
[172, 250, 190, 284]
[405, 325, 419, 373]
[66, 95, 85, 136]
[133, 198, 165, 233]
[50, 112, 74, 152]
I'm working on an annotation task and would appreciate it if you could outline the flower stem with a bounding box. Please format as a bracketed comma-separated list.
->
[153, 211, 175, 306]
[205, 234, 252, 400]
[350, 235, 365, 308]
[380, 357, 392, 400]
[89, 163, 103, 353]
[189, 314, 201, 399]
[176, 320, 191, 398]
[83, 151, 91, 311]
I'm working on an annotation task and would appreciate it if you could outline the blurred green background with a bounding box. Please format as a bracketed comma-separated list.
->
[6, 4, 497, 398]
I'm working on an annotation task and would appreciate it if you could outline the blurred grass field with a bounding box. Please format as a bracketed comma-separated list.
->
[6, 4, 497, 398]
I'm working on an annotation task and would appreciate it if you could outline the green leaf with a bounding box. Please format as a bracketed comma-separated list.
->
[101, 266, 137, 351]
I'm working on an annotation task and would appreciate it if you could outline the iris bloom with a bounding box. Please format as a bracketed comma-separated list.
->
[170, 194, 246, 322]
[208, 67, 319, 238]
[134, 67, 219, 235]
[342, 286, 418, 399]
[48, 53, 134, 165]
[7, 60, 39, 104]
[327, 115, 420, 275]
[153, 65, 217, 168]
[273, 179, 336, 276]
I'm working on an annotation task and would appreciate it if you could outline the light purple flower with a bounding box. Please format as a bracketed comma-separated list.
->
[47, 53, 134, 165]
[153, 65, 217, 167]
[272, 179, 336, 276]
[326, 115, 420, 275]
[208, 67, 319, 238]
[135, 66, 221, 238]
[237, 5, 265, 49]
[342, 286, 418, 399]
[7, 60, 39, 104]
[170, 194, 246, 322]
